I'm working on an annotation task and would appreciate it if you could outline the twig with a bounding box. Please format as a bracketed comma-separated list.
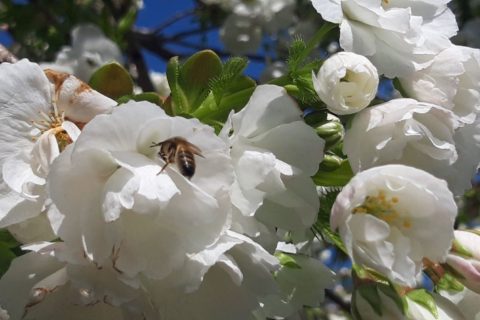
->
[154, 8, 198, 34]
[125, 32, 155, 92]
[165, 26, 217, 40]
[165, 38, 266, 62]
[132, 30, 182, 60]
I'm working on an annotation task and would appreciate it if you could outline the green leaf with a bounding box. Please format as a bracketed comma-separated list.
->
[0, 230, 19, 249]
[313, 160, 354, 187]
[210, 56, 248, 106]
[166, 56, 189, 115]
[193, 75, 256, 122]
[358, 284, 383, 317]
[0, 243, 16, 277]
[89, 62, 134, 100]
[178, 50, 223, 112]
[287, 38, 307, 72]
[312, 187, 347, 253]
[406, 289, 438, 319]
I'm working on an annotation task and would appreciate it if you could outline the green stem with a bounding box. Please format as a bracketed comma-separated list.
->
[297, 22, 337, 67]
[267, 22, 337, 86]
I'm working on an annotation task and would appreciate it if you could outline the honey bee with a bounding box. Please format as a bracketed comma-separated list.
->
[150, 136, 203, 179]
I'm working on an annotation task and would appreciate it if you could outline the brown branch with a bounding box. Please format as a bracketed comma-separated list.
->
[154, 8, 198, 34]
[166, 38, 266, 62]
[125, 32, 155, 92]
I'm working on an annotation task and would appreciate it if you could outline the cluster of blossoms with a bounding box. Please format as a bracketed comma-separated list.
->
[310, 0, 480, 318]
[201, 0, 297, 55]
[0, 60, 334, 319]
[1, 0, 480, 319]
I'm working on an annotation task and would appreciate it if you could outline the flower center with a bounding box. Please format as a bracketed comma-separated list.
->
[30, 103, 72, 152]
[352, 190, 412, 229]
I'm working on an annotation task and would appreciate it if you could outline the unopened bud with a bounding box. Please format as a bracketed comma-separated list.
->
[316, 121, 344, 149]
[319, 154, 343, 171]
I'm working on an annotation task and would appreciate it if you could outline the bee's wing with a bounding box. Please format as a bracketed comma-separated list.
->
[187, 142, 204, 158]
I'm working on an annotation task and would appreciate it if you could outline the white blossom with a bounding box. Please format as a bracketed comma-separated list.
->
[312, 52, 378, 115]
[0, 243, 155, 320]
[47, 101, 234, 281]
[400, 45, 480, 124]
[220, 14, 262, 55]
[144, 231, 287, 320]
[310, 0, 458, 77]
[331, 165, 457, 286]
[0, 60, 115, 242]
[41, 24, 123, 81]
[218, 0, 296, 54]
[273, 255, 335, 311]
[343, 98, 477, 195]
[221, 85, 324, 245]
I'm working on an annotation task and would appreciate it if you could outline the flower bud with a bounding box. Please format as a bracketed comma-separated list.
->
[315, 121, 344, 149]
[312, 52, 379, 115]
[319, 154, 343, 171]
[446, 230, 480, 294]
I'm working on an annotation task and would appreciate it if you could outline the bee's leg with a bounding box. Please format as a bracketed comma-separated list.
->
[156, 161, 170, 175]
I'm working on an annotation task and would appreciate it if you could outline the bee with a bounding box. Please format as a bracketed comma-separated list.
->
[150, 136, 203, 179]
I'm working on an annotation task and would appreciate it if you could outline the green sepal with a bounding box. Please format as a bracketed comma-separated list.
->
[166, 56, 189, 115]
[313, 159, 353, 187]
[210, 56, 249, 106]
[192, 75, 255, 122]
[117, 92, 162, 106]
[312, 187, 347, 254]
[89, 62, 134, 100]
[319, 154, 344, 172]
[275, 252, 301, 269]
[436, 270, 465, 292]
[406, 289, 438, 319]
[316, 121, 344, 138]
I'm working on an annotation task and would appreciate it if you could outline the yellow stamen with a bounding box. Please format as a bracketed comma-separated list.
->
[352, 190, 411, 229]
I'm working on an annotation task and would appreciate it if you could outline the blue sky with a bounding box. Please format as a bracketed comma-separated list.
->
[0, 0, 265, 77]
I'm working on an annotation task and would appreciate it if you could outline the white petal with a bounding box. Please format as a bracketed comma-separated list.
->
[232, 85, 302, 139]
